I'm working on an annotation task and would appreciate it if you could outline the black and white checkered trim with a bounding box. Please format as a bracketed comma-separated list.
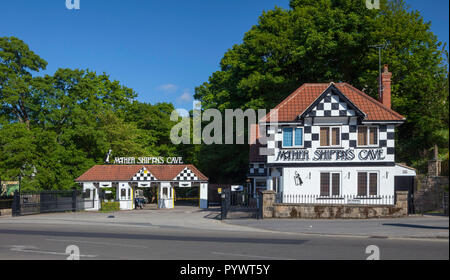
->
[249, 163, 267, 176]
[273, 124, 395, 155]
[132, 167, 156, 181]
[175, 167, 198, 181]
[306, 92, 356, 117]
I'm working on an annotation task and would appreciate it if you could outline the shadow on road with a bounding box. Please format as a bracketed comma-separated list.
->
[0, 229, 308, 245]
[383, 223, 449, 230]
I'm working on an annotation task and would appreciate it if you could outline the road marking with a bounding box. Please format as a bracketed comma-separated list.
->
[10, 245, 97, 258]
[46, 238, 148, 248]
[212, 251, 295, 260]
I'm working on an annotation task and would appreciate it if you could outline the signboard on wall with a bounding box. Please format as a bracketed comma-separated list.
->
[275, 148, 386, 162]
[113, 157, 184, 164]
[179, 182, 192, 188]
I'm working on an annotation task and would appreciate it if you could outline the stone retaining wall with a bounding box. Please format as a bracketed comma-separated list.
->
[261, 190, 408, 219]
[0, 209, 12, 216]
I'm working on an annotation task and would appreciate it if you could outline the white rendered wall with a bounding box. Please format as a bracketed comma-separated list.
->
[82, 182, 99, 210]
[281, 166, 399, 197]
[158, 182, 174, 209]
[200, 183, 208, 209]
[118, 182, 133, 210]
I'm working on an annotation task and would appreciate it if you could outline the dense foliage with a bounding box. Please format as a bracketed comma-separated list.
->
[0, 37, 181, 190]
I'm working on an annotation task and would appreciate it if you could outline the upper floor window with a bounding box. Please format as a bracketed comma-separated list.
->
[320, 127, 340, 147]
[282, 127, 303, 147]
[358, 126, 378, 146]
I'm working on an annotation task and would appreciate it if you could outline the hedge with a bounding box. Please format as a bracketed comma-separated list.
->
[101, 201, 120, 212]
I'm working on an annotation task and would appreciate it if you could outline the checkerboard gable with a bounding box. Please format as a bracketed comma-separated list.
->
[132, 167, 156, 181]
[305, 90, 359, 118]
[174, 167, 199, 181]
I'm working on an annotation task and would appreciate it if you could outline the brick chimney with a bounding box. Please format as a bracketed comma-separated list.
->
[379, 64, 392, 109]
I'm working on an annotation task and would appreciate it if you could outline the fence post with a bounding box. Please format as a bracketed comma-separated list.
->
[12, 190, 20, 216]
[220, 192, 227, 220]
[72, 189, 78, 212]
[261, 190, 276, 218]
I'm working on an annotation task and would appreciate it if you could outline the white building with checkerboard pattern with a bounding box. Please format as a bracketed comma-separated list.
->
[248, 65, 416, 205]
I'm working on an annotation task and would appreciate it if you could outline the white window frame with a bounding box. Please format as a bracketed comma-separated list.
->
[357, 126, 379, 147]
[319, 126, 342, 148]
[282, 127, 304, 148]
[319, 171, 342, 197]
[356, 171, 379, 197]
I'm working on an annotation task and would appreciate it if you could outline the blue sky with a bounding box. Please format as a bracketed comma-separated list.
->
[1, 0, 448, 111]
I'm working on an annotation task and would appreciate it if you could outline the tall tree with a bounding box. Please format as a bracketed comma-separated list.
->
[0, 37, 47, 128]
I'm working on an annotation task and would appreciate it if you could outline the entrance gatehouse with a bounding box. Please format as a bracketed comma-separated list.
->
[76, 164, 209, 210]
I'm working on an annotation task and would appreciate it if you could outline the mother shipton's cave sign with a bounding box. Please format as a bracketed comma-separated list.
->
[275, 148, 385, 162]
[113, 156, 184, 164]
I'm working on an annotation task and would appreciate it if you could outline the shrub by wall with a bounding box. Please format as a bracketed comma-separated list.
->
[101, 201, 120, 212]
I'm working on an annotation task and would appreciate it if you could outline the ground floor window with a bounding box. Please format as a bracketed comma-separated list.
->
[320, 172, 341, 197]
[357, 172, 378, 196]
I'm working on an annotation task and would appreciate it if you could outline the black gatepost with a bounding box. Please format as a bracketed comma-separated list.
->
[12, 190, 20, 216]
[72, 189, 78, 212]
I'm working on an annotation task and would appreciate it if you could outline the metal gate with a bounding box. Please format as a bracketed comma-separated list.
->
[12, 190, 95, 216]
[394, 176, 415, 214]
[221, 189, 261, 219]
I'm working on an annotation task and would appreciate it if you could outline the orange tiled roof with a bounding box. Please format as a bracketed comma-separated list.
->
[261, 83, 405, 122]
[75, 164, 208, 182]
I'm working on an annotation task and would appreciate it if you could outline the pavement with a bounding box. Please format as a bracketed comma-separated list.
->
[0, 207, 448, 260]
[224, 215, 450, 239]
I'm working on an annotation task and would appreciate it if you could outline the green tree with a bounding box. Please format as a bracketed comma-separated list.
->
[0, 37, 47, 128]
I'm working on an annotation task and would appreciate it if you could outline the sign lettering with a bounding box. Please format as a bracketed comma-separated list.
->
[275, 149, 385, 162]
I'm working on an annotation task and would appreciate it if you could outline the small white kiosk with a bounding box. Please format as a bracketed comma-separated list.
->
[76, 163, 209, 211]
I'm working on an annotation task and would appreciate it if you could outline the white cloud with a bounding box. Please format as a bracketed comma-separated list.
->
[156, 84, 178, 93]
[177, 91, 193, 103]
[175, 108, 190, 118]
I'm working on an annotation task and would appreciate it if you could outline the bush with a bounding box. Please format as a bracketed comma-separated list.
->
[101, 201, 120, 212]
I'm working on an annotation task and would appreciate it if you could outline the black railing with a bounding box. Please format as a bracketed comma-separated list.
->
[221, 190, 261, 220]
[443, 193, 449, 216]
[12, 190, 95, 216]
[0, 196, 14, 210]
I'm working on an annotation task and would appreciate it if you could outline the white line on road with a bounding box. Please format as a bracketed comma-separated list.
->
[46, 238, 148, 248]
[212, 251, 295, 260]
[9, 245, 97, 258]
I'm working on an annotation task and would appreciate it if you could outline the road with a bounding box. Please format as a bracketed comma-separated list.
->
[0, 209, 448, 260]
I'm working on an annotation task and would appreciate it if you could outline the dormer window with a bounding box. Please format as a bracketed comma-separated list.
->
[282, 127, 303, 148]
[320, 126, 341, 147]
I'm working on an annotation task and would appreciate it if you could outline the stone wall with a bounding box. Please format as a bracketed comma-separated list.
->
[0, 209, 12, 216]
[261, 191, 408, 219]
[415, 176, 449, 214]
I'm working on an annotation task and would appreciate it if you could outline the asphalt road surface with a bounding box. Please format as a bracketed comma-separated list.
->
[0, 210, 448, 260]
